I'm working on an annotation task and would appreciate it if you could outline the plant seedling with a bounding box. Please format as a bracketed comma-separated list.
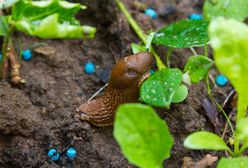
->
[0, 0, 96, 83]
[184, 17, 248, 167]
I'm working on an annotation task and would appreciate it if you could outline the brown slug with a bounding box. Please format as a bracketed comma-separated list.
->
[75, 52, 153, 126]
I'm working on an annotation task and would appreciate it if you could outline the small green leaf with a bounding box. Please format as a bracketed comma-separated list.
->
[11, 0, 96, 39]
[0, 0, 20, 9]
[146, 32, 155, 51]
[184, 55, 213, 83]
[209, 17, 248, 121]
[172, 85, 188, 103]
[140, 68, 182, 108]
[217, 157, 248, 168]
[114, 103, 173, 168]
[153, 20, 209, 48]
[0, 16, 9, 37]
[131, 43, 146, 54]
[204, 0, 248, 21]
[184, 131, 229, 150]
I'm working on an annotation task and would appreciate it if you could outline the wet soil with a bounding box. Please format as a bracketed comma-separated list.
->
[0, 0, 234, 167]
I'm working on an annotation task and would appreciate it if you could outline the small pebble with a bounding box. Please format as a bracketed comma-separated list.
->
[216, 74, 228, 87]
[66, 147, 77, 159]
[22, 49, 32, 61]
[47, 149, 60, 161]
[158, 6, 177, 19]
[84, 62, 95, 75]
[188, 13, 203, 20]
[145, 8, 157, 19]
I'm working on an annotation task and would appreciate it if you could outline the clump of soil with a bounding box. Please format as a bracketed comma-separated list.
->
[0, 0, 231, 167]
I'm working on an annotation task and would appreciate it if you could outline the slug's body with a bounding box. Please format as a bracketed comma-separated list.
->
[75, 52, 153, 126]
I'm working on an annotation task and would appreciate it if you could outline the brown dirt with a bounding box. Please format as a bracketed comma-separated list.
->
[0, 0, 233, 167]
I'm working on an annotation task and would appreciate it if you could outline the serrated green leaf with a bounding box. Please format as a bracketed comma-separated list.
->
[11, 0, 96, 39]
[0, 0, 20, 9]
[217, 157, 248, 168]
[204, 0, 248, 21]
[153, 20, 209, 48]
[184, 131, 229, 150]
[184, 55, 213, 83]
[209, 17, 248, 121]
[0, 16, 9, 37]
[114, 104, 173, 168]
[140, 68, 182, 108]
[172, 85, 188, 103]
[131, 43, 146, 54]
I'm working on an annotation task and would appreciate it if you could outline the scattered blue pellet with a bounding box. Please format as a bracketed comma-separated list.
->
[216, 74, 228, 87]
[47, 149, 60, 161]
[0, 53, 2, 61]
[149, 69, 154, 75]
[66, 147, 77, 159]
[84, 62, 95, 75]
[145, 8, 157, 19]
[22, 49, 32, 61]
[188, 13, 203, 20]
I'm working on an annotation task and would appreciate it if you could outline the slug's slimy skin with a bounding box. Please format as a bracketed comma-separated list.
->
[75, 52, 153, 126]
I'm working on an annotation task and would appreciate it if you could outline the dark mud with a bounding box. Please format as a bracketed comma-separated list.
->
[0, 0, 233, 167]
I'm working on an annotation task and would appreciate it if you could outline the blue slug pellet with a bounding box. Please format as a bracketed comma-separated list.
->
[149, 69, 154, 75]
[66, 147, 77, 159]
[84, 62, 95, 75]
[188, 13, 203, 20]
[47, 149, 60, 161]
[0, 53, 2, 61]
[22, 49, 32, 61]
[145, 8, 157, 19]
[216, 74, 228, 87]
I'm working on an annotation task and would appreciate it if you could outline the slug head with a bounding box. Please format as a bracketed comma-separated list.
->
[109, 52, 153, 89]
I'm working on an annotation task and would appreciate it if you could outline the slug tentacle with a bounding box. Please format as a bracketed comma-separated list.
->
[75, 52, 153, 126]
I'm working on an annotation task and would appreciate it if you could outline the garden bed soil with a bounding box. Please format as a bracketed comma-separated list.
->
[0, 0, 233, 167]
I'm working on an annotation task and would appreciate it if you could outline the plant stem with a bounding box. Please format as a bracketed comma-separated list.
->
[114, 0, 165, 69]
[238, 141, 248, 155]
[204, 41, 208, 57]
[166, 47, 172, 68]
[226, 148, 236, 157]
[234, 134, 240, 156]
[0, 26, 14, 78]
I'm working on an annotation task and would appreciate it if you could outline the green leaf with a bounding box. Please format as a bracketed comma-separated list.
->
[236, 118, 248, 143]
[217, 157, 248, 168]
[0, 16, 9, 37]
[114, 104, 173, 168]
[0, 0, 20, 9]
[183, 131, 229, 150]
[184, 131, 229, 150]
[209, 17, 248, 121]
[204, 0, 248, 21]
[153, 20, 209, 48]
[131, 43, 146, 54]
[172, 85, 188, 103]
[11, 0, 96, 39]
[140, 68, 183, 108]
[146, 32, 155, 51]
[184, 55, 213, 83]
